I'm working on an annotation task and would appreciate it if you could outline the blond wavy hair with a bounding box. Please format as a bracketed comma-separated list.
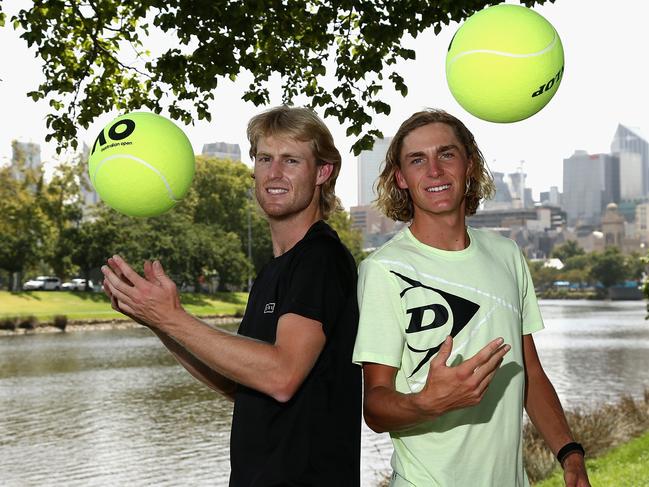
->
[247, 105, 342, 219]
[376, 109, 495, 221]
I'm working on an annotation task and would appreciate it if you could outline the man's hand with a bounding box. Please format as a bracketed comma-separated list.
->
[101, 255, 183, 328]
[412, 335, 511, 418]
[563, 453, 590, 487]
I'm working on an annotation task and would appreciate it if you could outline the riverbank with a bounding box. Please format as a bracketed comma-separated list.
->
[534, 430, 649, 486]
[0, 315, 241, 336]
[0, 290, 248, 335]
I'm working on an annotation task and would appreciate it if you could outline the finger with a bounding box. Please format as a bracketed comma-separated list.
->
[103, 278, 113, 299]
[111, 254, 147, 287]
[102, 266, 139, 306]
[153, 260, 177, 290]
[472, 344, 510, 383]
[474, 356, 505, 396]
[143, 260, 156, 282]
[461, 337, 506, 371]
[107, 257, 134, 286]
[431, 336, 453, 368]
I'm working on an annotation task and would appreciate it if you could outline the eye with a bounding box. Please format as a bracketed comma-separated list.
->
[286, 158, 300, 165]
[440, 151, 455, 160]
[411, 157, 424, 165]
[256, 155, 271, 164]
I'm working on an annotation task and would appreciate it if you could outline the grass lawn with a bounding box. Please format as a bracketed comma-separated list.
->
[534, 430, 649, 486]
[0, 290, 248, 322]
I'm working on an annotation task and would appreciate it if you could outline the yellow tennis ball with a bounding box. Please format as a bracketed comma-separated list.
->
[446, 4, 564, 123]
[88, 112, 195, 217]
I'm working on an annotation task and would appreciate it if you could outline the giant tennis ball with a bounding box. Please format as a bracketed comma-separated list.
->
[88, 112, 195, 217]
[446, 4, 564, 123]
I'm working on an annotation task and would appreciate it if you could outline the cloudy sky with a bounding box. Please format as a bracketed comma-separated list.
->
[1, 0, 648, 210]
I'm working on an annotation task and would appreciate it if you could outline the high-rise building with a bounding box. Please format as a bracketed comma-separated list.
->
[357, 137, 392, 205]
[483, 172, 513, 210]
[202, 142, 241, 161]
[562, 151, 617, 226]
[611, 124, 649, 195]
[78, 143, 100, 208]
[539, 186, 562, 207]
[11, 141, 41, 180]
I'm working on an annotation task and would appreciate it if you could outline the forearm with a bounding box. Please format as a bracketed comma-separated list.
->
[525, 367, 574, 454]
[364, 385, 438, 433]
[157, 310, 299, 402]
[149, 327, 237, 401]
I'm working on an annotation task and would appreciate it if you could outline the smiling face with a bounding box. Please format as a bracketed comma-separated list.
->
[253, 135, 332, 221]
[395, 122, 473, 220]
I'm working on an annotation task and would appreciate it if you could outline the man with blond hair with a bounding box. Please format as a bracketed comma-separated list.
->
[102, 106, 361, 486]
[353, 109, 589, 486]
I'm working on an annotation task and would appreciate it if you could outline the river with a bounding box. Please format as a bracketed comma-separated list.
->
[1, 300, 648, 486]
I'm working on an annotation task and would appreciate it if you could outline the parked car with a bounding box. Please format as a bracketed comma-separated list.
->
[22, 276, 62, 291]
[62, 278, 95, 292]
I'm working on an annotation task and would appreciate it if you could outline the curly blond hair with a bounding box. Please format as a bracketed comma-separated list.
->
[247, 105, 342, 219]
[376, 109, 495, 221]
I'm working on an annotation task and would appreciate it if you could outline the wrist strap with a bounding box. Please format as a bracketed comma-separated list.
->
[557, 441, 585, 465]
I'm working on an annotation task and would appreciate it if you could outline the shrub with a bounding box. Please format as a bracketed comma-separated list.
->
[524, 390, 649, 483]
[17, 315, 38, 330]
[0, 317, 18, 331]
[53, 315, 68, 331]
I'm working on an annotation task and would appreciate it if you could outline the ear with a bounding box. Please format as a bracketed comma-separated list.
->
[316, 163, 334, 186]
[465, 157, 474, 180]
[395, 167, 409, 190]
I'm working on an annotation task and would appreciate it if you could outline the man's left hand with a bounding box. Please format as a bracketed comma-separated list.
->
[101, 255, 183, 329]
[563, 454, 590, 487]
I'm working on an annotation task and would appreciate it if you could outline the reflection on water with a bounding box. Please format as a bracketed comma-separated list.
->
[1, 300, 648, 486]
[534, 300, 649, 407]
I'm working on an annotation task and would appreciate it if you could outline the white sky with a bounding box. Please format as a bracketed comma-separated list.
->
[1, 0, 648, 210]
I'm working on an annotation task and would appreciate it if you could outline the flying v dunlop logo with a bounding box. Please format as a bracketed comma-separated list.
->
[391, 271, 480, 377]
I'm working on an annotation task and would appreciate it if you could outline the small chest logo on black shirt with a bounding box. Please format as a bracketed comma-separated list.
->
[264, 303, 275, 314]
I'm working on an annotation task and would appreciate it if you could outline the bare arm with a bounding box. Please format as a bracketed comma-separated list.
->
[362, 335, 510, 433]
[103, 255, 326, 403]
[104, 259, 237, 400]
[523, 334, 590, 487]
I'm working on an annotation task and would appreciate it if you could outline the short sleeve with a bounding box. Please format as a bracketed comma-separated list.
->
[519, 250, 545, 335]
[352, 258, 406, 368]
[277, 240, 353, 337]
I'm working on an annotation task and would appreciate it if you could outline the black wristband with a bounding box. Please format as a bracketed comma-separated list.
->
[557, 442, 585, 465]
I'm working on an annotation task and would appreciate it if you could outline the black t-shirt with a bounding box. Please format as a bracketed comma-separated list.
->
[230, 220, 361, 487]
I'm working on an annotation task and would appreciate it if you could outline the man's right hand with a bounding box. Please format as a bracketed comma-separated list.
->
[412, 336, 511, 418]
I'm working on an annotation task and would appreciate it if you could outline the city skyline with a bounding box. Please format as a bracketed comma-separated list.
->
[2, 0, 648, 211]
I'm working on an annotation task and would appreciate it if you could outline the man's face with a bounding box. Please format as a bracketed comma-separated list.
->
[253, 135, 330, 220]
[395, 123, 473, 219]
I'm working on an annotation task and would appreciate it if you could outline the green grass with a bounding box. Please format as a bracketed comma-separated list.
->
[534, 431, 649, 487]
[0, 290, 248, 322]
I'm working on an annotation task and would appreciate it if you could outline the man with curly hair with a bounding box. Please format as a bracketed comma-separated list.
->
[353, 109, 589, 487]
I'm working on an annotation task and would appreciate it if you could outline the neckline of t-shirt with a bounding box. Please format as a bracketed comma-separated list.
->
[271, 220, 331, 261]
[403, 225, 478, 260]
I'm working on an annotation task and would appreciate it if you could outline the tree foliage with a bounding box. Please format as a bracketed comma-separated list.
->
[589, 247, 627, 290]
[5, 0, 552, 154]
[551, 239, 585, 262]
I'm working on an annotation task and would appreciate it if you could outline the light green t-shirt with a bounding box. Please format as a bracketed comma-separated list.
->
[353, 226, 544, 487]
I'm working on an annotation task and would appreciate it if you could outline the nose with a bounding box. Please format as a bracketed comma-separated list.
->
[426, 157, 444, 178]
[268, 158, 283, 179]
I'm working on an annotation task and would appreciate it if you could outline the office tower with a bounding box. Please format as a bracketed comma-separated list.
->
[483, 171, 513, 210]
[563, 151, 617, 226]
[78, 143, 100, 208]
[611, 124, 649, 196]
[11, 141, 41, 181]
[357, 136, 392, 205]
[202, 142, 241, 161]
[540, 186, 562, 206]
